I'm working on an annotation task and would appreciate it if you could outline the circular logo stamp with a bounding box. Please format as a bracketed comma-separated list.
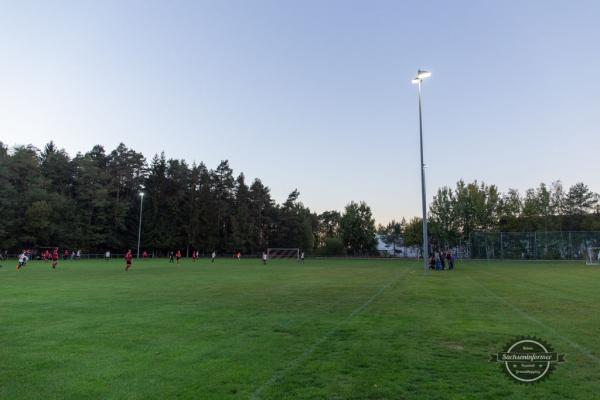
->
[490, 336, 565, 384]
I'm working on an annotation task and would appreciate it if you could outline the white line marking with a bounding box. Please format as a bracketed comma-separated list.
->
[250, 264, 414, 399]
[467, 275, 600, 364]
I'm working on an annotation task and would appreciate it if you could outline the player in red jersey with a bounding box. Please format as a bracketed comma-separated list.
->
[51, 247, 59, 269]
[191, 251, 197, 262]
[175, 250, 182, 264]
[142, 250, 148, 260]
[124, 250, 133, 271]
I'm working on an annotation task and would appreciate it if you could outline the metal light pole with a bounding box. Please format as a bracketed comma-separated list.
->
[412, 70, 431, 273]
[137, 192, 144, 258]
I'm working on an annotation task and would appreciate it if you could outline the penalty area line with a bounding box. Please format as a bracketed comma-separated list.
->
[466, 275, 600, 364]
[250, 263, 415, 399]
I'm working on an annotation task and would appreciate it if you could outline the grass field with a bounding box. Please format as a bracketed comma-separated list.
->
[1, 257, 599, 399]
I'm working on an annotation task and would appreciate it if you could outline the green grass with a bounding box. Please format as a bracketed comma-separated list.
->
[1, 257, 599, 399]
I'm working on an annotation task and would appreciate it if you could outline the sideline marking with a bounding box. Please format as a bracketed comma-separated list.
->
[467, 275, 600, 364]
[250, 264, 415, 399]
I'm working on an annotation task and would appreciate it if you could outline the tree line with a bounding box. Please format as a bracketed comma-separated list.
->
[378, 180, 600, 251]
[2, 141, 598, 256]
[0, 142, 376, 255]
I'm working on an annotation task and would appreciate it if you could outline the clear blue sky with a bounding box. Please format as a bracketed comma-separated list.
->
[1, 0, 599, 223]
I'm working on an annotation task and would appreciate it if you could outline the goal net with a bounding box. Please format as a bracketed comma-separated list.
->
[586, 247, 600, 265]
[267, 248, 299, 260]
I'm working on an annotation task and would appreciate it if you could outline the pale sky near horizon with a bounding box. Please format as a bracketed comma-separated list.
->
[1, 0, 599, 224]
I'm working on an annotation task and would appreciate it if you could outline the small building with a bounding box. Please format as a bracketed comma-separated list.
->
[376, 234, 396, 256]
[375, 234, 419, 258]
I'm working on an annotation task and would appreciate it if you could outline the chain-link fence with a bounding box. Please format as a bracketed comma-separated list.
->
[469, 231, 600, 260]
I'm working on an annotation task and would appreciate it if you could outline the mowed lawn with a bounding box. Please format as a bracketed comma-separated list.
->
[1, 258, 599, 400]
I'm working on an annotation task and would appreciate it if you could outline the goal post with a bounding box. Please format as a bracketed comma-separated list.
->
[266, 248, 300, 260]
[586, 247, 600, 266]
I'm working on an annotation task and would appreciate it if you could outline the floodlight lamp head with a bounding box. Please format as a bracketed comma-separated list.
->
[417, 70, 431, 79]
[140, 192, 145, 197]
[412, 69, 431, 84]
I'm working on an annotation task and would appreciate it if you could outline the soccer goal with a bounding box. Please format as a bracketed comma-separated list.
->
[586, 247, 600, 265]
[267, 248, 300, 260]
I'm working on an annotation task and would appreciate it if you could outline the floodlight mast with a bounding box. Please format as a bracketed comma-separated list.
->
[137, 192, 145, 258]
[412, 70, 431, 273]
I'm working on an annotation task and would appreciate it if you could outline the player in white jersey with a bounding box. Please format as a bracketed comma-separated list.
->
[17, 252, 28, 270]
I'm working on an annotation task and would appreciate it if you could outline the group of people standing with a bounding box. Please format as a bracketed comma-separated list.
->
[429, 251, 455, 271]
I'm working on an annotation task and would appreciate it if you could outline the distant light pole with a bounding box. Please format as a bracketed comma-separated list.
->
[412, 69, 431, 273]
[137, 192, 145, 258]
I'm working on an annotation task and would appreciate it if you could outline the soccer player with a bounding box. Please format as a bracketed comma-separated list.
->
[299, 252, 305, 263]
[192, 250, 197, 262]
[169, 251, 174, 263]
[262, 252, 267, 265]
[236, 251, 241, 260]
[105, 250, 111, 261]
[142, 250, 148, 260]
[63, 249, 69, 260]
[211, 251, 216, 263]
[447, 251, 454, 270]
[16, 251, 27, 270]
[124, 250, 133, 271]
[51, 247, 59, 269]
[176, 250, 182, 264]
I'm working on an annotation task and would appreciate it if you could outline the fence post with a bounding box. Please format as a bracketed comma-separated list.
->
[568, 231, 572, 259]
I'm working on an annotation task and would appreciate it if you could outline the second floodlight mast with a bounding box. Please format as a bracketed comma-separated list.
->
[137, 192, 145, 258]
[412, 69, 431, 273]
